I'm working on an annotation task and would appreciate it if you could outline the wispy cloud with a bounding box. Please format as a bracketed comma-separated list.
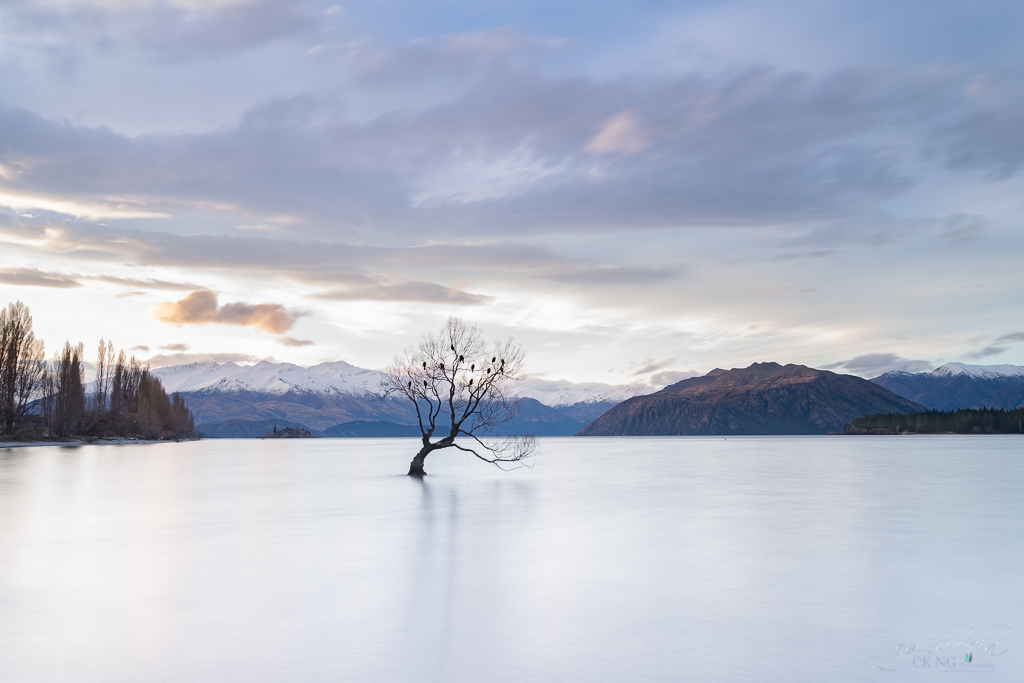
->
[649, 369, 702, 387]
[312, 281, 492, 305]
[0, 266, 198, 290]
[92, 275, 201, 290]
[586, 111, 649, 156]
[0, 267, 81, 288]
[966, 345, 1006, 359]
[824, 353, 933, 376]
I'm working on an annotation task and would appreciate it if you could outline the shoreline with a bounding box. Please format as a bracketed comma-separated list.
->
[0, 437, 179, 449]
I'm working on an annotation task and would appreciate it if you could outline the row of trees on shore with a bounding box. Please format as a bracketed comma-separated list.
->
[845, 407, 1024, 434]
[0, 300, 196, 441]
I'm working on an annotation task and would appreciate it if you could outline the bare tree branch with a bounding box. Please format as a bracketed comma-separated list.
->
[380, 317, 537, 476]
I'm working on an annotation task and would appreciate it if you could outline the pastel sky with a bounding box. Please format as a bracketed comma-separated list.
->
[1, 0, 1023, 384]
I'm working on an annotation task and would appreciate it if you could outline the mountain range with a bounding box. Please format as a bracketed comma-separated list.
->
[151, 361, 649, 437]
[150, 358, 1024, 438]
[580, 363, 924, 436]
[870, 362, 1024, 411]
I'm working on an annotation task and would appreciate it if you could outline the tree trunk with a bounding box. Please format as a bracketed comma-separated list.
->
[408, 444, 433, 477]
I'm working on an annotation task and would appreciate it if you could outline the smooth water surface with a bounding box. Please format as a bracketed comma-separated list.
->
[0, 437, 1021, 682]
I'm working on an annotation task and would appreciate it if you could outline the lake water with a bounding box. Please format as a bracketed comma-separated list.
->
[0, 436, 1021, 682]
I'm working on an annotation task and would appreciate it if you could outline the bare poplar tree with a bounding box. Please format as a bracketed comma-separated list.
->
[94, 338, 114, 412]
[110, 351, 144, 416]
[382, 317, 536, 476]
[0, 301, 46, 436]
[52, 342, 85, 439]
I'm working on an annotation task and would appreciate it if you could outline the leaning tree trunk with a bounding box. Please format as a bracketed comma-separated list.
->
[408, 445, 433, 477]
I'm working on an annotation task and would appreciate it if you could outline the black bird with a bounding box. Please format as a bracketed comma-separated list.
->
[487, 368, 491, 374]
[451, 344, 455, 351]
[424, 380, 428, 387]
[492, 356, 496, 362]
[422, 361, 426, 369]
[408, 382, 412, 389]
[440, 362, 445, 370]
[459, 355, 464, 362]
[471, 364, 475, 371]
[469, 379, 474, 386]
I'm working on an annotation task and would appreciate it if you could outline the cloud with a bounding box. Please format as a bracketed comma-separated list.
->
[0, 267, 81, 288]
[649, 369, 702, 386]
[159, 343, 190, 351]
[0, 266, 199, 291]
[960, 332, 1024, 359]
[91, 275, 201, 290]
[966, 345, 1006, 359]
[0, 64, 1017, 239]
[0, 219, 687, 311]
[527, 264, 684, 286]
[586, 111, 649, 156]
[312, 281, 492, 305]
[276, 336, 314, 347]
[153, 290, 303, 333]
[937, 213, 987, 242]
[144, 351, 267, 368]
[5, 0, 321, 65]
[825, 353, 933, 377]
[131, 345, 150, 352]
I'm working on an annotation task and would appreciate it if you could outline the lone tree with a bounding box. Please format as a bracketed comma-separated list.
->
[382, 317, 536, 476]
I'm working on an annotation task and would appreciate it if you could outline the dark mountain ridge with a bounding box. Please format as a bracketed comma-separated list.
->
[580, 362, 924, 436]
[184, 389, 415, 435]
[186, 389, 587, 438]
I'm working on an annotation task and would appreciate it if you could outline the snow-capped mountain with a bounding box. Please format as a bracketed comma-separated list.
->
[518, 377, 654, 407]
[872, 363, 1024, 411]
[148, 360, 655, 437]
[151, 360, 386, 397]
[929, 362, 1024, 379]
[151, 360, 654, 406]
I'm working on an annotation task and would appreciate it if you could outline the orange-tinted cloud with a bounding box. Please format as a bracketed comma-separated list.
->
[154, 290, 303, 334]
[276, 336, 315, 347]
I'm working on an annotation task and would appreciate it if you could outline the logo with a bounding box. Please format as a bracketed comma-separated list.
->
[877, 624, 1009, 672]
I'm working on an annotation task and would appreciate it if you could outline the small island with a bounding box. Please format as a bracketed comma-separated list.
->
[260, 426, 317, 439]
